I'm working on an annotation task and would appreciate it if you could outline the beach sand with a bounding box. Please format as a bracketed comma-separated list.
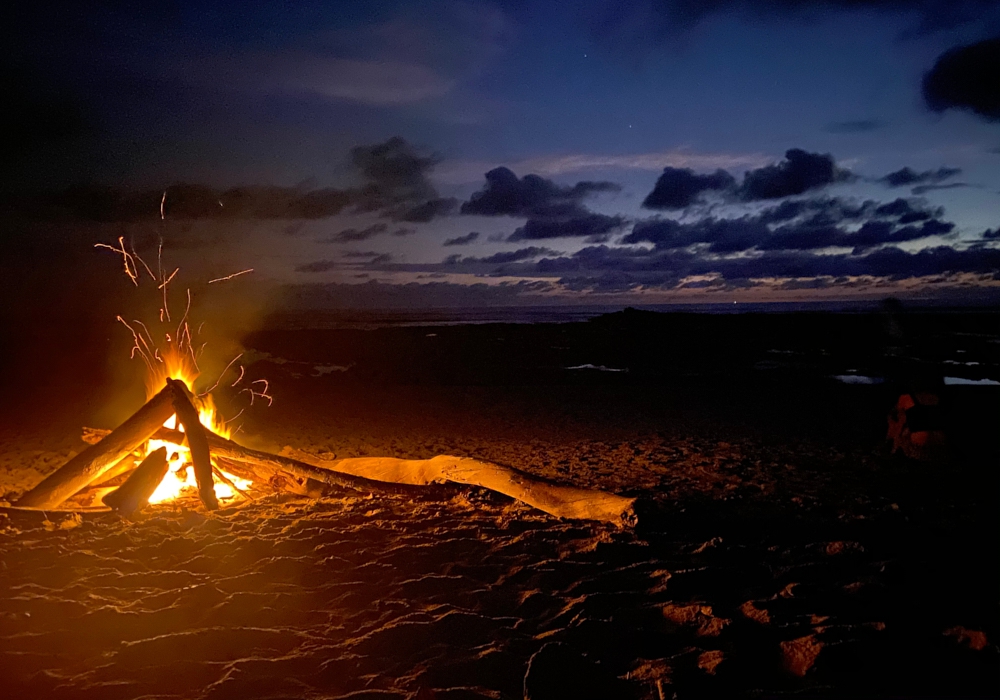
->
[1, 311, 997, 698]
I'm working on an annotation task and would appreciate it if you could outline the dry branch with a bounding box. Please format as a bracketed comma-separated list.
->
[102, 447, 169, 516]
[167, 379, 218, 510]
[283, 450, 637, 526]
[16, 386, 175, 509]
[79, 427, 637, 525]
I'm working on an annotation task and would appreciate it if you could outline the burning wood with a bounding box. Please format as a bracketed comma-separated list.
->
[12, 237, 636, 525]
[75, 423, 638, 525]
[102, 447, 169, 516]
[167, 378, 219, 510]
[15, 385, 176, 509]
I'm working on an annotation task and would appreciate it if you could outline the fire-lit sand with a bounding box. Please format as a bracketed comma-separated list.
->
[1, 310, 998, 698]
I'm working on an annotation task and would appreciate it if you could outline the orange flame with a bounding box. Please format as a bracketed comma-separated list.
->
[98, 236, 257, 506]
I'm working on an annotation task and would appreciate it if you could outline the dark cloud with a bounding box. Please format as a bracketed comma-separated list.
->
[1, 184, 357, 222]
[922, 37, 1000, 121]
[295, 260, 340, 273]
[910, 182, 970, 195]
[392, 197, 458, 223]
[447, 247, 559, 265]
[460, 167, 620, 218]
[880, 166, 961, 187]
[824, 119, 886, 134]
[319, 223, 389, 244]
[622, 195, 951, 253]
[509, 213, 626, 241]
[641, 167, 736, 209]
[739, 148, 851, 201]
[349, 137, 455, 221]
[4, 136, 455, 223]
[983, 228, 1000, 239]
[443, 232, 480, 246]
[528, 243, 1000, 292]
[460, 167, 624, 242]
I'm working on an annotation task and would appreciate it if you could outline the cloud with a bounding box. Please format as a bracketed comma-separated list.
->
[9, 136, 456, 224]
[739, 148, 852, 201]
[910, 182, 970, 194]
[922, 37, 1000, 121]
[393, 197, 458, 222]
[642, 167, 736, 209]
[983, 228, 1000, 239]
[433, 149, 771, 183]
[349, 136, 455, 221]
[447, 247, 560, 265]
[531, 243, 1000, 292]
[320, 223, 389, 244]
[295, 260, 340, 273]
[509, 213, 626, 241]
[880, 166, 961, 187]
[460, 167, 620, 218]
[460, 166, 624, 241]
[443, 232, 480, 246]
[824, 119, 886, 134]
[623, 195, 951, 253]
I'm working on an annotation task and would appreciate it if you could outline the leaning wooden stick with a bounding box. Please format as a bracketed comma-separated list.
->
[102, 447, 169, 517]
[16, 386, 175, 509]
[167, 379, 219, 511]
[82, 427, 422, 496]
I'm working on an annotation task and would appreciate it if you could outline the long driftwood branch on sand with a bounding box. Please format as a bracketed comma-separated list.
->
[282, 448, 637, 526]
[82, 426, 637, 525]
[16, 386, 176, 510]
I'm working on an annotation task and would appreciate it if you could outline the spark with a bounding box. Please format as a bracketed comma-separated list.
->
[157, 267, 179, 290]
[130, 240, 156, 281]
[208, 268, 254, 284]
[242, 378, 273, 406]
[199, 352, 244, 397]
[95, 237, 139, 286]
[221, 408, 245, 427]
[117, 317, 154, 370]
[160, 191, 166, 220]
[231, 365, 245, 387]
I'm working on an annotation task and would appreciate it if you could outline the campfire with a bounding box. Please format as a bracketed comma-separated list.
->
[13, 235, 637, 527]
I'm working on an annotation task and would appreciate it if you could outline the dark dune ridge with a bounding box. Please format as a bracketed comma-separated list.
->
[0, 309, 997, 698]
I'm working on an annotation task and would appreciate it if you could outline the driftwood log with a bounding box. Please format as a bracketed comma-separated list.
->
[282, 449, 637, 525]
[167, 379, 219, 511]
[16, 386, 176, 509]
[102, 447, 169, 516]
[78, 427, 637, 526]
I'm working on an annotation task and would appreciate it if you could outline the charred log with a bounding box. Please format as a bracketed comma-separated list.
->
[167, 379, 219, 510]
[16, 386, 175, 509]
[102, 447, 169, 517]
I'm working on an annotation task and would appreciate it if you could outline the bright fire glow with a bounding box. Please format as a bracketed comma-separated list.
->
[144, 351, 252, 504]
[98, 234, 258, 507]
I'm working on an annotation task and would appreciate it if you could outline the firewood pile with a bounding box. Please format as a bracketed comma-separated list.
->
[14, 381, 637, 526]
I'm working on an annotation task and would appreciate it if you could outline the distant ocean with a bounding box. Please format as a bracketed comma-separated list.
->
[267, 299, 996, 330]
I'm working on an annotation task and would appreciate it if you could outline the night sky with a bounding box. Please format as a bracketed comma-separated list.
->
[4, 1, 1000, 307]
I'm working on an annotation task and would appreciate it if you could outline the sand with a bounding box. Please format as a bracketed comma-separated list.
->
[1, 312, 997, 698]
